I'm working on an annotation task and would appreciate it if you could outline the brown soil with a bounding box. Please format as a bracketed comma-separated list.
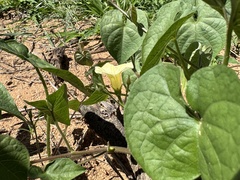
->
[0, 11, 129, 180]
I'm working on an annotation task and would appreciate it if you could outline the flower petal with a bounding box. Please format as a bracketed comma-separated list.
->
[95, 62, 133, 75]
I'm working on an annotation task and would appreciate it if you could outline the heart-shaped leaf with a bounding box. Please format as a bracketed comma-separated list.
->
[176, 0, 226, 59]
[124, 63, 200, 180]
[186, 65, 240, 179]
[100, 9, 148, 64]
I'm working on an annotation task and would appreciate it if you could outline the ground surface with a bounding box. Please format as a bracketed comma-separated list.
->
[0, 12, 129, 180]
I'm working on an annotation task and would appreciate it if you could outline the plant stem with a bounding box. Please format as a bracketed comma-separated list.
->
[35, 67, 49, 96]
[223, 27, 232, 66]
[223, 23, 233, 66]
[46, 115, 51, 157]
[29, 116, 43, 164]
[30, 146, 131, 164]
[174, 39, 190, 80]
[55, 121, 73, 151]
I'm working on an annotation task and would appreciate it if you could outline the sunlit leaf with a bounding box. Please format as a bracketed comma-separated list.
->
[125, 63, 200, 180]
[186, 65, 240, 179]
[100, 9, 148, 64]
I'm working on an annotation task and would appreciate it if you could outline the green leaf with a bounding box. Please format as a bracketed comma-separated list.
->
[141, 1, 193, 74]
[57, 31, 83, 44]
[28, 54, 91, 96]
[68, 99, 80, 111]
[230, 0, 240, 38]
[124, 63, 200, 180]
[142, 1, 182, 64]
[74, 50, 93, 66]
[186, 65, 240, 115]
[199, 102, 240, 180]
[0, 39, 29, 59]
[201, 0, 227, 16]
[176, 0, 226, 59]
[41, 158, 85, 180]
[24, 100, 51, 116]
[100, 9, 148, 64]
[0, 135, 30, 180]
[0, 82, 25, 121]
[183, 42, 212, 75]
[47, 84, 70, 125]
[0, 40, 90, 96]
[82, 90, 108, 105]
[85, 0, 104, 16]
[28, 166, 44, 179]
[186, 65, 240, 179]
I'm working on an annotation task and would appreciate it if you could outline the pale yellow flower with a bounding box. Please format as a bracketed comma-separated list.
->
[95, 62, 133, 91]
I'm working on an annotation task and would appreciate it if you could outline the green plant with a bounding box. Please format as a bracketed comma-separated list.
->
[1, 0, 240, 179]
[97, 0, 240, 179]
[115, 0, 239, 179]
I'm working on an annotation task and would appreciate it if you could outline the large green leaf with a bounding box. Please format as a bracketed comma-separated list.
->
[141, 15, 193, 75]
[176, 0, 226, 59]
[186, 65, 240, 179]
[142, 1, 183, 63]
[0, 135, 30, 180]
[0, 40, 90, 96]
[186, 65, 240, 115]
[124, 63, 200, 180]
[0, 82, 25, 121]
[47, 84, 70, 125]
[141, 1, 193, 74]
[100, 9, 148, 64]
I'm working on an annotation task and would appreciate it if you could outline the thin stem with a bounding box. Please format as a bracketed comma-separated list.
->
[54, 110, 77, 154]
[29, 117, 43, 165]
[174, 39, 190, 80]
[222, 5, 232, 66]
[55, 121, 73, 151]
[30, 146, 131, 164]
[46, 116, 51, 157]
[103, 88, 124, 107]
[107, 0, 130, 19]
[35, 67, 49, 96]
[223, 24, 233, 66]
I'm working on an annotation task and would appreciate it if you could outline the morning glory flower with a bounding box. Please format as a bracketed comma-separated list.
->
[95, 62, 133, 91]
